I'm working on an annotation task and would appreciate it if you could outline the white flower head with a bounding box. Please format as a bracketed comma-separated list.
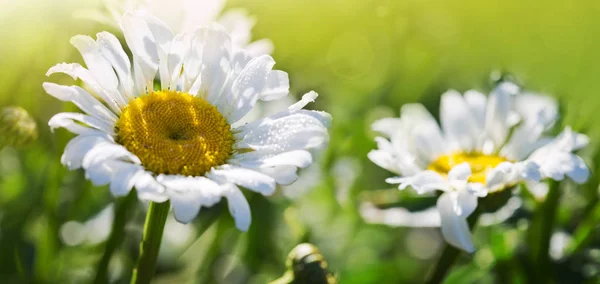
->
[369, 81, 589, 252]
[45, 11, 330, 231]
[81, 0, 273, 56]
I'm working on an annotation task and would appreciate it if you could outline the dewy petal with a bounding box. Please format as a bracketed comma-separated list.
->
[222, 183, 251, 231]
[437, 192, 476, 253]
[260, 70, 289, 101]
[208, 166, 276, 195]
[218, 55, 275, 123]
[235, 150, 313, 169]
[440, 90, 481, 151]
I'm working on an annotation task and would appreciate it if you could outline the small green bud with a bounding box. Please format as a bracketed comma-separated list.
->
[271, 243, 337, 284]
[0, 106, 38, 148]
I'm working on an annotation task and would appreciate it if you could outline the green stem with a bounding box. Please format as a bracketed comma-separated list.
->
[528, 180, 560, 283]
[269, 271, 295, 284]
[130, 201, 170, 284]
[94, 190, 138, 284]
[425, 209, 482, 284]
[566, 200, 600, 255]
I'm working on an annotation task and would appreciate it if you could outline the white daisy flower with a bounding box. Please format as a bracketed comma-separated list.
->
[82, 0, 273, 55]
[368, 81, 589, 252]
[44, 11, 330, 231]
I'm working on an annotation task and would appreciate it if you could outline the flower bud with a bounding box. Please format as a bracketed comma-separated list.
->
[271, 243, 336, 284]
[0, 106, 38, 148]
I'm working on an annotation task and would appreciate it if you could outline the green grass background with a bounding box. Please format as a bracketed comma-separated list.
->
[1, 0, 600, 282]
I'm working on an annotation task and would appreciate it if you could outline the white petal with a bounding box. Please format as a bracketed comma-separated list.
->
[483, 82, 519, 151]
[157, 175, 223, 208]
[217, 9, 254, 47]
[437, 192, 475, 253]
[387, 171, 448, 194]
[485, 162, 517, 191]
[166, 33, 189, 90]
[219, 55, 275, 123]
[47, 62, 125, 112]
[49, 112, 114, 135]
[61, 133, 113, 170]
[235, 110, 330, 155]
[368, 149, 403, 175]
[566, 155, 590, 184]
[440, 90, 481, 151]
[454, 189, 478, 217]
[235, 150, 313, 169]
[86, 160, 114, 186]
[244, 39, 275, 57]
[448, 162, 472, 182]
[401, 104, 447, 161]
[260, 70, 289, 101]
[208, 166, 276, 195]
[258, 166, 299, 185]
[121, 11, 163, 94]
[134, 172, 169, 203]
[44, 81, 119, 124]
[502, 93, 559, 159]
[193, 24, 232, 100]
[109, 162, 144, 197]
[81, 142, 141, 169]
[371, 117, 403, 138]
[96, 32, 135, 99]
[288, 91, 318, 112]
[464, 90, 487, 129]
[222, 183, 251, 231]
[70, 35, 119, 94]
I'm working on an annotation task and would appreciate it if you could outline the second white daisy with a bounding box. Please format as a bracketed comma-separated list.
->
[368, 82, 589, 252]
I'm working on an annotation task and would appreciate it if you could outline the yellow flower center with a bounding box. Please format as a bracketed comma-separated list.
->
[115, 90, 234, 176]
[427, 152, 509, 184]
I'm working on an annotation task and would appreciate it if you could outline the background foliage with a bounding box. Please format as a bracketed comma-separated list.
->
[1, 0, 600, 282]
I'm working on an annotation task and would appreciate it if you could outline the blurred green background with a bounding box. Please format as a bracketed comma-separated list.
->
[2, 0, 600, 283]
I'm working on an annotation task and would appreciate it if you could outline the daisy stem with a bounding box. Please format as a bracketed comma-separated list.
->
[566, 199, 600, 255]
[425, 209, 482, 284]
[130, 201, 170, 284]
[528, 180, 560, 283]
[93, 190, 138, 284]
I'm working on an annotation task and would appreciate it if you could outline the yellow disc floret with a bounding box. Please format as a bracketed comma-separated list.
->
[116, 90, 234, 176]
[428, 152, 509, 185]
